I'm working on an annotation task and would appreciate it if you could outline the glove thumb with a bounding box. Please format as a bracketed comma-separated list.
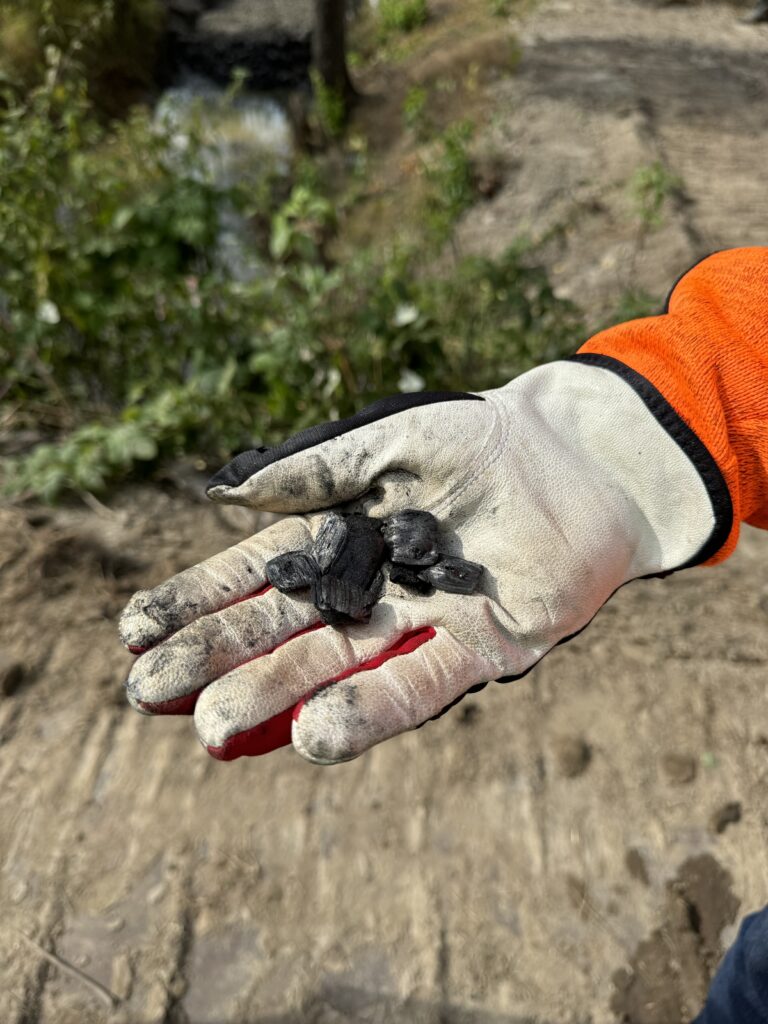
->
[206, 391, 484, 514]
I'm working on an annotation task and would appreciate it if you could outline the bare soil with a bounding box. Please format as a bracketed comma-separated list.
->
[3, 1, 768, 1021]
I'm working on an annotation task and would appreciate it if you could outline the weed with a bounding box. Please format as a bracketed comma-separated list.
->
[422, 120, 476, 242]
[402, 85, 429, 137]
[379, 0, 429, 34]
[629, 161, 683, 229]
[310, 68, 347, 140]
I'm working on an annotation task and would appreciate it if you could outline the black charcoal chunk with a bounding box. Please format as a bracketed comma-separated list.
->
[322, 514, 386, 591]
[388, 563, 433, 594]
[421, 556, 483, 595]
[364, 570, 385, 607]
[382, 509, 440, 566]
[312, 512, 348, 572]
[266, 551, 319, 592]
[312, 575, 371, 624]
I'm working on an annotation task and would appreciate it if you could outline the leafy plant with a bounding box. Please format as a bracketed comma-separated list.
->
[270, 184, 336, 262]
[0, 0, 164, 114]
[598, 289, 660, 330]
[0, 35, 586, 502]
[379, 0, 429, 34]
[402, 85, 429, 138]
[629, 161, 683, 229]
[309, 67, 347, 140]
[422, 120, 476, 242]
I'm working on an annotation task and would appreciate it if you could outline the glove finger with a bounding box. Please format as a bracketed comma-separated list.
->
[205, 393, 487, 515]
[125, 586, 321, 715]
[119, 516, 312, 651]
[193, 604, 419, 759]
[291, 625, 499, 765]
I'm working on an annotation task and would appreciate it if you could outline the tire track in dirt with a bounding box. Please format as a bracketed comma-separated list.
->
[6, 707, 121, 1024]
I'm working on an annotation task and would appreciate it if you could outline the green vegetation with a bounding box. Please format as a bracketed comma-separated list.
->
[422, 120, 476, 241]
[0, 21, 585, 503]
[309, 68, 347, 141]
[603, 289, 660, 327]
[629, 161, 683, 229]
[379, 0, 429, 34]
[489, 0, 514, 16]
[0, 0, 164, 114]
[402, 85, 429, 137]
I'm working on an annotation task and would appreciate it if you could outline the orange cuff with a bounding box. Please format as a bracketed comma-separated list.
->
[574, 247, 768, 566]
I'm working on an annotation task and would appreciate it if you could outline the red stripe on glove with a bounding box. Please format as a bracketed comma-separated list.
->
[206, 626, 437, 761]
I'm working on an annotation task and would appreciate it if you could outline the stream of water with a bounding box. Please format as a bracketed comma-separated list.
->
[153, 73, 295, 279]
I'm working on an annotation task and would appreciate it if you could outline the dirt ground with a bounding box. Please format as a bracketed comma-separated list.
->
[3, 0, 768, 1021]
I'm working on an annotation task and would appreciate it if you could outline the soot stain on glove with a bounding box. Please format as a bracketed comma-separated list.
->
[266, 509, 485, 626]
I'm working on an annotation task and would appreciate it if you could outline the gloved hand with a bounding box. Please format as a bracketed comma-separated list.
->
[119, 359, 727, 765]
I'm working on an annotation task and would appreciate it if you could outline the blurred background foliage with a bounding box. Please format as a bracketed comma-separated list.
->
[0, 1, 587, 502]
[0, 0, 164, 114]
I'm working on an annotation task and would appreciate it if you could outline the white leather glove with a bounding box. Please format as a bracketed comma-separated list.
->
[119, 358, 729, 765]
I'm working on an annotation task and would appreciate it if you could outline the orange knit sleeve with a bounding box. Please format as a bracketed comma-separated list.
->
[572, 247, 768, 566]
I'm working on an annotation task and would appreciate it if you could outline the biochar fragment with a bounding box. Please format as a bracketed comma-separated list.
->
[420, 557, 484, 595]
[266, 551, 319, 592]
[381, 510, 440, 566]
[388, 564, 433, 594]
[264, 509, 484, 624]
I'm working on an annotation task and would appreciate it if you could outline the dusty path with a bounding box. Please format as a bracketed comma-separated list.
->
[2, 1, 768, 1022]
[460, 0, 768, 322]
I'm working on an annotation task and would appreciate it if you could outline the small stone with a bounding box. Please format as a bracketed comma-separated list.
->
[421, 556, 483, 595]
[554, 736, 592, 778]
[710, 801, 742, 835]
[0, 653, 24, 697]
[660, 752, 697, 785]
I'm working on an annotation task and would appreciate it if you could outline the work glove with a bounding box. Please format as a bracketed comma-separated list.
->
[119, 358, 727, 765]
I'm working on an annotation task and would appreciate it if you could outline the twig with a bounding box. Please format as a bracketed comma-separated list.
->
[12, 927, 121, 1010]
[78, 489, 118, 519]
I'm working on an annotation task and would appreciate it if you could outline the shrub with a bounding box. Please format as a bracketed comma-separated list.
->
[0, 0, 165, 114]
[379, 0, 429, 34]
[422, 120, 476, 242]
[402, 85, 429, 137]
[0, 47, 585, 501]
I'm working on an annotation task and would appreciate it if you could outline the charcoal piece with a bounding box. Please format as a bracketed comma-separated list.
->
[266, 551, 319, 592]
[421, 556, 483, 595]
[389, 563, 433, 595]
[312, 575, 371, 624]
[312, 512, 348, 572]
[319, 514, 386, 591]
[382, 509, 440, 566]
[364, 570, 385, 607]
